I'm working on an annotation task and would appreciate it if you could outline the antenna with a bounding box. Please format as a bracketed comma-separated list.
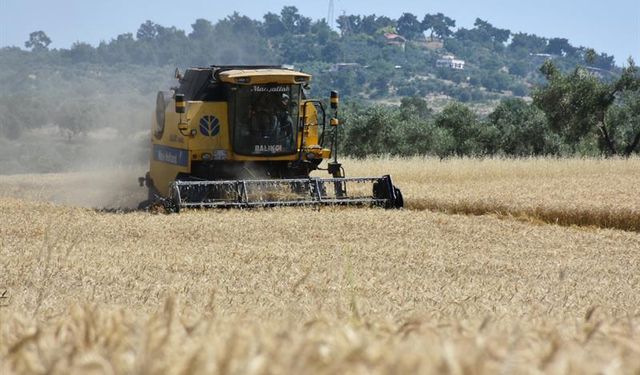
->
[327, 0, 335, 29]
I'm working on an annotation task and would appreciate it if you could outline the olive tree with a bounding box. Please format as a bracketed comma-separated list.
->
[533, 59, 640, 156]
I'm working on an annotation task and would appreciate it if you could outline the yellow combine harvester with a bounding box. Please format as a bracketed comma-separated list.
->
[138, 65, 403, 211]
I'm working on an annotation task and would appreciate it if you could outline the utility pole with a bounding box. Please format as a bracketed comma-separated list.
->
[327, 0, 335, 29]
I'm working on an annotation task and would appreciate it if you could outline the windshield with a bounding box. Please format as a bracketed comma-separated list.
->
[232, 85, 300, 155]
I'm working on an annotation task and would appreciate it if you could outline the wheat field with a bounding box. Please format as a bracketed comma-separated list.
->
[1, 157, 640, 374]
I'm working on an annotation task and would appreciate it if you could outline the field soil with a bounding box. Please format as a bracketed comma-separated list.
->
[1, 158, 639, 374]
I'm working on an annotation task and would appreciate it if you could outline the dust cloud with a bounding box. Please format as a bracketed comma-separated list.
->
[0, 123, 152, 209]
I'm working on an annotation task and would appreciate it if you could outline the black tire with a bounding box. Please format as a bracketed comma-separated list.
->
[393, 187, 404, 209]
[163, 185, 181, 213]
[138, 199, 152, 210]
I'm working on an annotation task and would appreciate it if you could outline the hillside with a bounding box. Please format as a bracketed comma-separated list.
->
[0, 7, 621, 114]
[0, 7, 638, 167]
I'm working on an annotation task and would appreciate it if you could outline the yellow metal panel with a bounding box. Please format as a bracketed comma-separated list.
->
[149, 101, 191, 197]
[186, 102, 231, 155]
[218, 69, 311, 85]
[302, 101, 319, 147]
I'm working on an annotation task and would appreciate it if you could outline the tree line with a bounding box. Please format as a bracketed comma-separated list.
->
[341, 61, 639, 157]
[0, 7, 638, 159]
[9, 6, 619, 99]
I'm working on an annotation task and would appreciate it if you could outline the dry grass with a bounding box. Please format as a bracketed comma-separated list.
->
[1, 157, 640, 373]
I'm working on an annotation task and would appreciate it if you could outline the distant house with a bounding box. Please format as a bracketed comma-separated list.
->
[584, 66, 613, 79]
[436, 54, 465, 70]
[329, 63, 361, 72]
[529, 53, 554, 58]
[383, 33, 407, 50]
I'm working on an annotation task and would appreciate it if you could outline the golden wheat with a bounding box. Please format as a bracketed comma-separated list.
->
[340, 156, 640, 231]
[1, 157, 640, 373]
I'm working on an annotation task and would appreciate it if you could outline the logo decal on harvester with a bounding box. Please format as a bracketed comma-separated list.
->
[199, 115, 220, 136]
[153, 145, 189, 166]
[252, 85, 288, 93]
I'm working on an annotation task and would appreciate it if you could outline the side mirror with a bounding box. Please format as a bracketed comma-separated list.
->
[175, 93, 185, 114]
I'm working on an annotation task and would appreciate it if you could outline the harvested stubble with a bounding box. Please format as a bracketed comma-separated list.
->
[1, 194, 640, 374]
[0, 168, 147, 209]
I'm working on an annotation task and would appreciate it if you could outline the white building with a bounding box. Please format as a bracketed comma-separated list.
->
[436, 54, 465, 70]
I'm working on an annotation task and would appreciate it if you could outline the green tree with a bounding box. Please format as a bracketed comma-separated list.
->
[509, 33, 547, 53]
[422, 13, 456, 38]
[342, 105, 401, 157]
[321, 39, 342, 63]
[136, 21, 159, 41]
[25, 30, 52, 51]
[546, 38, 576, 57]
[262, 12, 286, 37]
[488, 98, 561, 155]
[604, 90, 640, 155]
[374, 16, 395, 31]
[434, 102, 480, 155]
[311, 19, 333, 44]
[280, 6, 311, 34]
[585, 49, 615, 70]
[396, 13, 422, 39]
[336, 15, 361, 36]
[400, 96, 431, 118]
[473, 18, 510, 43]
[64, 42, 96, 63]
[533, 59, 640, 155]
[359, 15, 378, 36]
[189, 19, 214, 40]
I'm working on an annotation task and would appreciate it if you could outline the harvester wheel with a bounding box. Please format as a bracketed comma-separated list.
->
[163, 185, 181, 213]
[393, 187, 404, 209]
[138, 199, 153, 210]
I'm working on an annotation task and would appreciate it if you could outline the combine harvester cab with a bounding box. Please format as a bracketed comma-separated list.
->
[138, 65, 403, 211]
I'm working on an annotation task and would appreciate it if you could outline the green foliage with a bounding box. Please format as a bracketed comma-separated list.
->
[509, 33, 547, 54]
[24, 31, 52, 51]
[396, 13, 423, 40]
[434, 102, 481, 155]
[534, 61, 600, 141]
[5, 7, 619, 105]
[473, 18, 510, 44]
[400, 97, 432, 118]
[487, 99, 562, 155]
[546, 38, 577, 57]
[422, 13, 456, 38]
[341, 101, 453, 157]
[604, 90, 640, 153]
[0, 7, 631, 160]
[533, 59, 640, 155]
[189, 19, 214, 40]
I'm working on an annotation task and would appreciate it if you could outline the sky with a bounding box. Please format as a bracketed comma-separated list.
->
[0, 0, 638, 65]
